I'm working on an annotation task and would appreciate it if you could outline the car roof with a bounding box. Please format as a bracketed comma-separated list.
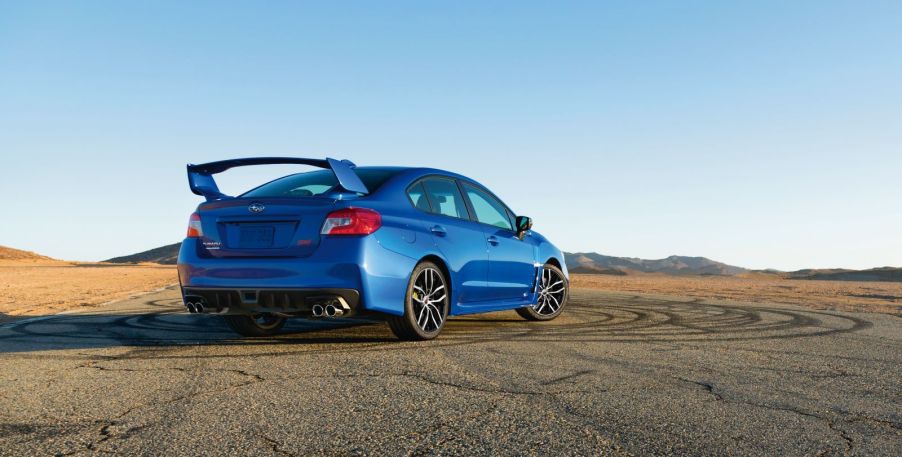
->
[354, 166, 494, 195]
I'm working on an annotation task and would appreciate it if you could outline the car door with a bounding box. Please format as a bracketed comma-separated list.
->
[460, 182, 536, 302]
[412, 177, 491, 304]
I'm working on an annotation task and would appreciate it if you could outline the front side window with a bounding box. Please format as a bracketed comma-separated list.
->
[422, 178, 468, 219]
[463, 183, 514, 231]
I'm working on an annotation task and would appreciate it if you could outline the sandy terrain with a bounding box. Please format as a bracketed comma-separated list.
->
[572, 273, 902, 315]
[0, 260, 177, 321]
[2, 249, 899, 323]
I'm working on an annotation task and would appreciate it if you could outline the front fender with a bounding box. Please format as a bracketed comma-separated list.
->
[531, 231, 568, 279]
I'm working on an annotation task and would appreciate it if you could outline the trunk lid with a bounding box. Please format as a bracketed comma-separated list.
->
[196, 197, 335, 258]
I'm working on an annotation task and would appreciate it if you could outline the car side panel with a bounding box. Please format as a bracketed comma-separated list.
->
[419, 212, 490, 305]
[367, 204, 435, 316]
[359, 235, 418, 316]
[482, 226, 536, 300]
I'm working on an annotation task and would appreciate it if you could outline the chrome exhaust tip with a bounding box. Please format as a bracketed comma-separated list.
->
[311, 304, 324, 317]
[325, 304, 344, 317]
[195, 302, 205, 313]
[185, 302, 197, 313]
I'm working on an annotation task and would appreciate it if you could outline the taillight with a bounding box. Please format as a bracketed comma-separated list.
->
[186, 213, 203, 238]
[321, 207, 382, 236]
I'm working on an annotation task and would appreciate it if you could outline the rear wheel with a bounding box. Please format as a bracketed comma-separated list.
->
[517, 264, 568, 321]
[222, 313, 286, 337]
[387, 261, 449, 341]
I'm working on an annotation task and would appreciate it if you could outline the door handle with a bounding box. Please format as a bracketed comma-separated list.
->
[487, 235, 500, 246]
[430, 225, 447, 236]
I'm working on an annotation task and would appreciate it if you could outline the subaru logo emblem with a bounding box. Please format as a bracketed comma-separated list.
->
[248, 202, 265, 213]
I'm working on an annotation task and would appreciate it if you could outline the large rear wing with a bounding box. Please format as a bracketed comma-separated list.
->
[186, 157, 368, 201]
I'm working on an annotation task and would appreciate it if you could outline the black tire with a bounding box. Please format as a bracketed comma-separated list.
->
[222, 313, 286, 337]
[516, 263, 569, 321]
[387, 261, 450, 341]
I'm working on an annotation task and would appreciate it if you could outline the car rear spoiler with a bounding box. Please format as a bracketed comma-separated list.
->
[186, 157, 368, 201]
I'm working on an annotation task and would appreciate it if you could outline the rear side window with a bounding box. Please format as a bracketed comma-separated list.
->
[407, 182, 432, 212]
[422, 178, 469, 219]
[462, 183, 514, 230]
[241, 168, 398, 198]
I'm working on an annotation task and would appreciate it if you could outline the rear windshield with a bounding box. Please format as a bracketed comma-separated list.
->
[240, 168, 399, 198]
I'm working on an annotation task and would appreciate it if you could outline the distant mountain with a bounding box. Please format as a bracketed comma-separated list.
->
[105, 243, 181, 265]
[787, 267, 902, 282]
[565, 252, 748, 276]
[0, 245, 57, 261]
[104, 244, 900, 283]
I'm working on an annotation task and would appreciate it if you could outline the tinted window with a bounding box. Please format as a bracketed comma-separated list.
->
[463, 183, 514, 230]
[241, 168, 398, 198]
[407, 182, 431, 212]
[422, 178, 468, 219]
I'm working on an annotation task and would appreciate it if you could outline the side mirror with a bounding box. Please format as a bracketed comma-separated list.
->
[515, 216, 533, 240]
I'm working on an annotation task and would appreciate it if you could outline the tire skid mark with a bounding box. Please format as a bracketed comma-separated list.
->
[0, 293, 875, 361]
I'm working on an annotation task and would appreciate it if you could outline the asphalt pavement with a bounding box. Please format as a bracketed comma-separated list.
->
[1, 287, 899, 456]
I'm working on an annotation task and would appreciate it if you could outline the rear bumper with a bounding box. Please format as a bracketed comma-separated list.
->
[181, 287, 360, 316]
[177, 238, 367, 289]
[177, 236, 418, 316]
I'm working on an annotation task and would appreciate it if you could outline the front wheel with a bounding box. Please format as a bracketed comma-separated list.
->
[222, 313, 286, 337]
[517, 264, 569, 321]
[387, 261, 449, 341]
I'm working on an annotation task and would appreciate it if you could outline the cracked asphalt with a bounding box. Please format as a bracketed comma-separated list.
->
[1, 287, 900, 456]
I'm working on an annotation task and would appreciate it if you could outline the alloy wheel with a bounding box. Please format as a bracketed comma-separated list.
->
[534, 267, 566, 316]
[411, 267, 447, 333]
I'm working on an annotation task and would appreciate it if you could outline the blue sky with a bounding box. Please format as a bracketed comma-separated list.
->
[1, 1, 900, 270]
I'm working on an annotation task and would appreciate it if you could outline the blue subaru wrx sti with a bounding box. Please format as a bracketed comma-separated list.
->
[177, 157, 569, 340]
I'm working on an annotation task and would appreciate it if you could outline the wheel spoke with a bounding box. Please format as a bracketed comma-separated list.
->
[547, 293, 560, 311]
[421, 307, 430, 330]
[417, 305, 428, 328]
[429, 305, 440, 329]
[535, 297, 547, 314]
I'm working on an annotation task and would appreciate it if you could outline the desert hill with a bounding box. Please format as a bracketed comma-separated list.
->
[0, 245, 58, 262]
[102, 244, 900, 283]
[566, 252, 901, 282]
[788, 267, 902, 282]
[105, 243, 181, 265]
[565, 252, 747, 276]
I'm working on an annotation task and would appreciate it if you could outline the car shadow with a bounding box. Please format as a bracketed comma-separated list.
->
[0, 312, 397, 354]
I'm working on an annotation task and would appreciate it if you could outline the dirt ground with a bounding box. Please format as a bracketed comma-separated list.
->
[3, 288, 900, 456]
[572, 273, 902, 315]
[0, 260, 177, 321]
[3, 262, 900, 322]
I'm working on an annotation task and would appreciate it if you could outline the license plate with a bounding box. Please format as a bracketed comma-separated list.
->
[239, 226, 275, 248]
